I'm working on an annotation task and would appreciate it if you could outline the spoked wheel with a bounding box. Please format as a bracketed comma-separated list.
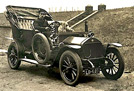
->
[101, 47, 124, 80]
[59, 50, 83, 86]
[7, 42, 21, 69]
[32, 33, 51, 64]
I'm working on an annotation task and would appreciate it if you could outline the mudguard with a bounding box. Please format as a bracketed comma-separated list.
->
[108, 43, 122, 47]
[65, 45, 81, 49]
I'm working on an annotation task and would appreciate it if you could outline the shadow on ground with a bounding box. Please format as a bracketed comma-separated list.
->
[18, 63, 105, 84]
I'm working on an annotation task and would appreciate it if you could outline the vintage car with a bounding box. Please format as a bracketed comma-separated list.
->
[5, 5, 124, 86]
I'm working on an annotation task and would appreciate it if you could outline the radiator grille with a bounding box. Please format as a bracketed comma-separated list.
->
[82, 43, 105, 58]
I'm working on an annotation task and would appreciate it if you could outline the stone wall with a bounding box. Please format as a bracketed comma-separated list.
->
[73, 4, 106, 31]
[85, 5, 93, 15]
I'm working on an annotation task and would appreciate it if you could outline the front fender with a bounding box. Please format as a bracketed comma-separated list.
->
[66, 45, 81, 49]
[108, 43, 122, 47]
[104, 43, 122, 52]
[53, 44, 81, 65]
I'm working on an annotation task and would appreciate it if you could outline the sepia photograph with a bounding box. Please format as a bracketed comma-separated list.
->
[0, 0, 134, 90]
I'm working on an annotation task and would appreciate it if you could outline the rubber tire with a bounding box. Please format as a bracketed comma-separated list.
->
[7, 42, 21, 69]
[32, 33, 51, 64]
[101, 47, 124, 80]
[59, 50, 83, 86]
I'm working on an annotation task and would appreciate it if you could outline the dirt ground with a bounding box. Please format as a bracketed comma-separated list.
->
[0, 55, 134, 91]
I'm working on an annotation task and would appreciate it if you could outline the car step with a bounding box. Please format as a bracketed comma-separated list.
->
[20, 58, 51, 68]
[0, 49, 8, 53]
[20, 58, 38, 64]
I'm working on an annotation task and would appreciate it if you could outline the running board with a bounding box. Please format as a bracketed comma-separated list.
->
[20, 58, 51, 68]
[20, 58, 38, 64]
[0, 49, 8, 53]
[5, 37, 13, 40]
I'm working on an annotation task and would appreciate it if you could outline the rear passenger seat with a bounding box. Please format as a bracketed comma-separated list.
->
[17, 19, 34, 30]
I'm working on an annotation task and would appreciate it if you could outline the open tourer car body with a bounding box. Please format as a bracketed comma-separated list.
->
[4, 5, 124, 86]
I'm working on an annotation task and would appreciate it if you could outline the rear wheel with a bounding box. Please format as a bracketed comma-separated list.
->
[7, 42, 21, 69]
[59, 50, 83, 86]
[101, 47, 124, 80]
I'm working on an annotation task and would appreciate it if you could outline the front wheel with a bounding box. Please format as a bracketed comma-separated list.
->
[59, 50, 83, 86]
[101, 47, 124, 80]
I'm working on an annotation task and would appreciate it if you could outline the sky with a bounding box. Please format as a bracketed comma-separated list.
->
[0, 0, 134, 13]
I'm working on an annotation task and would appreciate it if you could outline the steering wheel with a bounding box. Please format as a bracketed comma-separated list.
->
[50, 21, 60, 28]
